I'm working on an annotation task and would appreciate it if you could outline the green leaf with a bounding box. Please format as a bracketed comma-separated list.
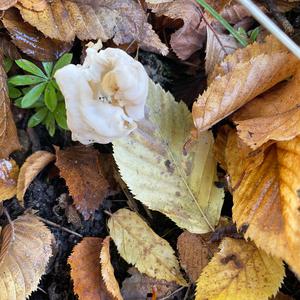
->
[44, 82, 57, 112]
[28, 107, 48, 127]
[54, 102, 68, 130]
[8, 84, 22, 99]
[21, 82, 47, 108]
[250, 27, 260, 42]
[14, 97, 23, 108]
[8, 75, 46, 86]
[3, 57, 13, 73]
[15, 59, 47, 78]
[52, 53, 73, 76]
[44, 113, 56, 136]
[42, 62, 53, 78]
[113, 81, 224, 234]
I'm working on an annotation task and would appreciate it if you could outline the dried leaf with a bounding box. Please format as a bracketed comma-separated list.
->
[0, 158, 19, 202]
[100, 237, 123, 300]
[18, 0, 47, 11]
[217, 127, 300, 276]
[177, 231, 219, 283]
[196, 238, 284, 300]
[16, 0, 168, 55]
[3, 8, 72, 61]
[193, 35, 299, 132]
[0, 0, 17, 10]
[121, 267, 178, 300]
[113, 80, 224, 234]
[0, 214, 53, 300]
[55, 146, 109, 220]
[271, 292, 294, 300]
[0, 57, 21, 159]
[68, 237, 114, 300]
[108, 208, 187, 285]
[17, 150, 55, 202]
[0, 35, 21, 60]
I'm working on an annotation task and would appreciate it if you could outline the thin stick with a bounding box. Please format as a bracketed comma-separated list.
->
[3, 208, 15, 240]
[158, 286, 186, 300]
[238, 0, 300, 59]
[37, 216, 83, 238]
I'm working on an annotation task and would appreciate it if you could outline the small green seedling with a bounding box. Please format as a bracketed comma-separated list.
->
[8, 53, 73, 136]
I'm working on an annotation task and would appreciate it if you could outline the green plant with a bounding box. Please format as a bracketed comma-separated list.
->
[8, 53, 73, 136]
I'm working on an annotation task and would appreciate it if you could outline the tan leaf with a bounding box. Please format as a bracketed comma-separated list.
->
[18, 0, 47, 11]
[16, 0, 168, 55]
[68, 237, 114, 300]
[121, 267, 179, 300]
[233, 67, 300, 149]
[0, 57, 21, 159]
[217, 127, 300, 276]
[55, 146, 109, 220]
[3, 8, 72, 61]
[177, 231, 219, 283]
[108, 208, 187, 286]
[100, 236, 123, 300]
[0, 0, 17, 10]
[193, 35, 299, 132]
[0, 158, 19, 202]
[196, 238, 284, 300]
[17, 150, 55, 202]
[0, 214, 53, 300]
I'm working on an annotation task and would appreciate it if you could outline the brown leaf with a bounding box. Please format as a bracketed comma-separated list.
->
[3, 8, 72, 61]
[271, 292, 294, 300]
[177, 231, 219, 283]
[0, 158, 19, 202]
[100, 237, 123, 300]
[0, 214, 53, 300]
[16, 0, 168, 55]
[121, 267, 179, 300]
[193, 35, 299, 132]
[55, 146, 109, 220]
[0, 57, 21, 159]
[0, 35, 21, 60]
[68, 237, 114, 300]
[0, 0, 17, 10]
[17, 150, 55, 202]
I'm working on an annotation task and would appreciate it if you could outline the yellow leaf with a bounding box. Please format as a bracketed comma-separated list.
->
[108, 208, 187, 286]
[100, 236, 123, 300]
[0, 214, 53, 300]
[0, 158, 19, 202]
[196, 238, 284, 300]
[113, 80, 224, 233]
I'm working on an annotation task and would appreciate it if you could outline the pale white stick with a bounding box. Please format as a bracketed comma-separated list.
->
[238, 0, 300, 59]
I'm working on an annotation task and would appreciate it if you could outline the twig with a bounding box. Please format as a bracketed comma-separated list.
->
[3, 208, 15, 240]
[183, 285, 192, 300]
[37, 216, 83, 238]
[158, 286, 186, 300]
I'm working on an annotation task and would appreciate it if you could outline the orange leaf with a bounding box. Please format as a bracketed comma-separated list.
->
[55, 146, 109, 220]
[17, 150, 55, 202]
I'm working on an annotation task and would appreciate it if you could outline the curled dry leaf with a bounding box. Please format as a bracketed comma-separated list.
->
[17, 150, 55, 202]
[0, 214, 53, 300]
[0, 158, 19, 202]
[121, 267, 179, 300]
[100, 237, 123, 300]
[196, 238, 284, 300]
[193, 35, 299, 132]
[3, 8, 72, 61]
[68, 237, 114, 300]
[0, 57, 21, 159]
[177, 231, 219, 283]
[216, 127, 300, 277]
[113, 80, 224, 234]
[16, 0, 168, 55]
[108, 209, 187, 286]
[55, 146, 109, 220]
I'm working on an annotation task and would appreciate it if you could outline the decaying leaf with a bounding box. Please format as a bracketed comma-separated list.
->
[17, 150, 55, 202]
[216, 127, 300, 276]
[193, 35, 299, 132]
[121, 267, 179, 300]
[113, 80, 224, 234]
[196, 238, 284, 300]
[68, 237, 114, 300]
[55, 146, 109, 220]
[3, 8, 72, 61]
[0, 57, 21, 159]
[100, 236, 123, 300]
[16, 0, 168, 55]
[0, 214, 53, 300]
[0, 158, 19, 202]
[177, 231, 219, 283]
[108, 208, 187, 286]
[0, 35, 21, 60]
